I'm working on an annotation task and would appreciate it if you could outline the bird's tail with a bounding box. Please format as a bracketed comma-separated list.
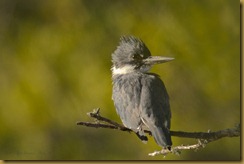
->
[150, 126, 172, 149]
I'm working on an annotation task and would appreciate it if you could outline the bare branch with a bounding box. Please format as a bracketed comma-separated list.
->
[76, 108, 240, 156]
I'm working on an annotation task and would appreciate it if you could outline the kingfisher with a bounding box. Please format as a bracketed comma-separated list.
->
[111, 35, 174, 149]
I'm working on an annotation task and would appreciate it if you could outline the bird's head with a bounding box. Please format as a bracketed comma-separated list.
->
[112, 36, 174, 75]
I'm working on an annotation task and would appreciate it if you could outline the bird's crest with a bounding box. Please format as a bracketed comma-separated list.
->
[119, 35, 145, 48]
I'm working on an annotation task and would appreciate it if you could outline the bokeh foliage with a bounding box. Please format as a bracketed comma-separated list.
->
[0, 0, 240, 160]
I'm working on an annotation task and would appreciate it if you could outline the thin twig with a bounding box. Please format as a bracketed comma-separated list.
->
[87, 108, 131, 131]
[77, 121, 132, 132]
[148, 139, 208, 156]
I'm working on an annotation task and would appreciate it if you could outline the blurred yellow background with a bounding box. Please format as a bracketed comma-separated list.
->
[0, 0, 240, 160]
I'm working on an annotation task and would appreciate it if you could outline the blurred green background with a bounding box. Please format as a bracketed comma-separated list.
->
[0, 0, 240, 160]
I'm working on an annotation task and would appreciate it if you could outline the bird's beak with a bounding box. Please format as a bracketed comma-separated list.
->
[143, 56, 174, 65]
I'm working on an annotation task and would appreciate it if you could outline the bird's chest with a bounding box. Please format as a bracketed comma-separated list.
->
[112, 74, 142, 108]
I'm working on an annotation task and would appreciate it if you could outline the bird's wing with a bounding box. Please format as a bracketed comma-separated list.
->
[140, 73, 172, 147]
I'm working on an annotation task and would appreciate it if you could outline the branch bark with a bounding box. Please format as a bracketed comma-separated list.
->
[76, 108, 240, 156]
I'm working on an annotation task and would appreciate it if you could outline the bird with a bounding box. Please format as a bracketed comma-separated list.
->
[111, 35, 174, 149]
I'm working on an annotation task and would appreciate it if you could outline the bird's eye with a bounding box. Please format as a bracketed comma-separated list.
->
[132, 54, 143, 60]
